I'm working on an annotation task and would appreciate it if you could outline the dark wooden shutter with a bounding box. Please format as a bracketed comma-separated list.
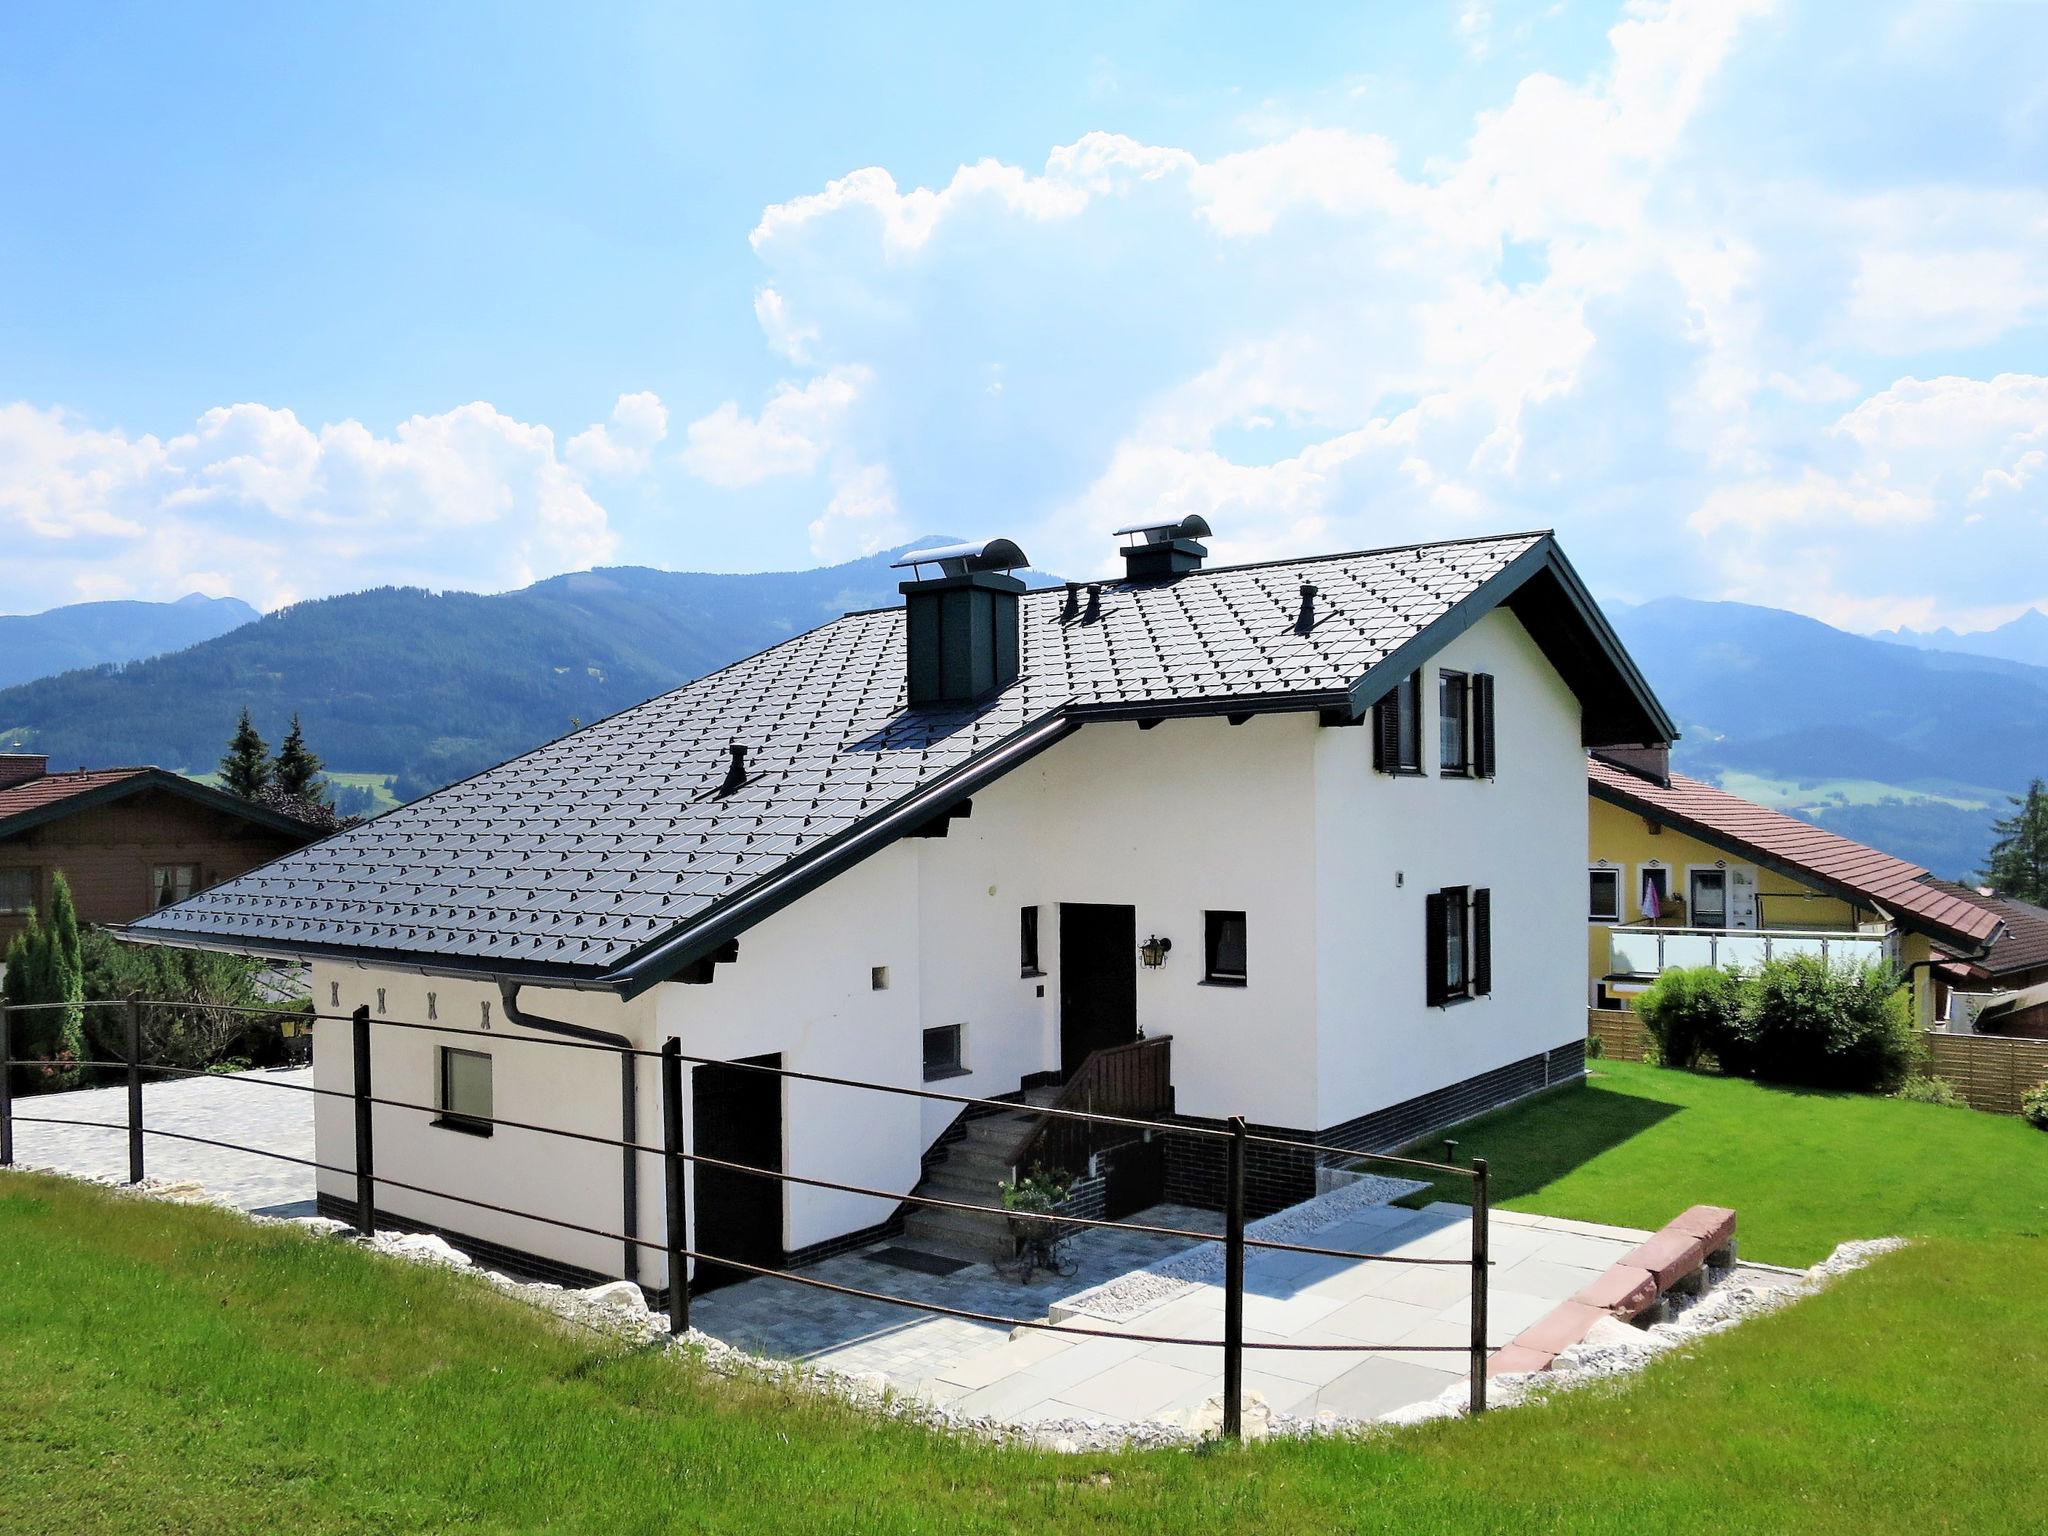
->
[1472, 888, 1492, 996]
[1424, 890, 1448, 1007]
[1474, 673, 1497, 778]
[1372, 692, 1400, 772]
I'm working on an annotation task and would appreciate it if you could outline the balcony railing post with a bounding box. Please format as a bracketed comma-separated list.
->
[1222, 1114, 1247, 1441]
[660, 1038, 690, 1338]
[0, 1002, 13, 1168]
[124, 996, 145, 1185]
[1469, 1155, 1490, 1415]
[351, 1004, 374, 1236]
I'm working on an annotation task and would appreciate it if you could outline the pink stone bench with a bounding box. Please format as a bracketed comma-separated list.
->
[1492, 1206, 1739, 1375]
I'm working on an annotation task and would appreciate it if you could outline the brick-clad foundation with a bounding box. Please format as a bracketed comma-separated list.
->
[1164, 1040, 1586, 1215]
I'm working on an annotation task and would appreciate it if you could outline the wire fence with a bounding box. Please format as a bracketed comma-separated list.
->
[0, 995, 1496, 1438]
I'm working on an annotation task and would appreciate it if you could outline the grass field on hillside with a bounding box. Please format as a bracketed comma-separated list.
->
[4, 1064, 2046, 1534]
[1392, 1060, 2048, 1264]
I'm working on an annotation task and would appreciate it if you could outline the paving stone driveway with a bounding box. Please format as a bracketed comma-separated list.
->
[7, 1069, 317, 1216]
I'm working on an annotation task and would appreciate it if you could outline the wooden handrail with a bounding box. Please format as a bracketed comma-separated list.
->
[1007, 1034, 1174, 1182]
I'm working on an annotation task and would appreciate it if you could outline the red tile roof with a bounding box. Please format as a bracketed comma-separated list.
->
[1588, 757, 2004, 950]
[0, 767, 151, 826]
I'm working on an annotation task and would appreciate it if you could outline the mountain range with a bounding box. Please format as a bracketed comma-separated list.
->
[0, 592, 259, 689]
[1871, 607, 2048, 669]
[1, 549, 2040, 881]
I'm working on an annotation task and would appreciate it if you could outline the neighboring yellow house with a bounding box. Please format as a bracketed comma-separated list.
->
[1586, 750, 2003, 1027]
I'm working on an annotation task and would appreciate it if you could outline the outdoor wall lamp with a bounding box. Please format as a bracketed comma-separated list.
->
[1139, 934, 1172, 969]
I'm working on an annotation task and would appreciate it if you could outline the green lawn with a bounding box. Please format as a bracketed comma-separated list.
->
[3, 1065, 2047, 1533]
[1392, 1060, 2048, 1264]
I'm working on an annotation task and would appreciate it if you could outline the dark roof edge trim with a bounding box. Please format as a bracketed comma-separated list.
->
[0, 768, 321, 842]
[1337, 538, 1677, 747]
[106, 923, 623, 992]
[1588, 777, 2002, 952]
[601, 710, 1084, 1000]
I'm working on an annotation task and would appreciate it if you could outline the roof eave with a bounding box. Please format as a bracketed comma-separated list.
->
[0, 768, 326, 843]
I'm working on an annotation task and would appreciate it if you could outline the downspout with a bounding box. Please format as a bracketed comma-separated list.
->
[497, 981, 640, 1287]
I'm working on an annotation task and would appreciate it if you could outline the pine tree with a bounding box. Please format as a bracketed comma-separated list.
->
[273, 713, 329, 804]
[1980, 778, 2048, 905]
[219, 708, 272, 799]
[43, 871, 86, 1083]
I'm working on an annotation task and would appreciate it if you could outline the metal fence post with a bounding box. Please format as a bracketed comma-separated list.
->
[660, 1039, 690, 1338]
[1469, 1155, 1490, 1415]
[124, 997, 145, 1185]
[1222, 1115, 1247, 1441]
[351, 1004, 374, 1236]
[0, 1003, 13, 1168]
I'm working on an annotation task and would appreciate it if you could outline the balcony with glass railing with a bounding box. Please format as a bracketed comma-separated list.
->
[1605, 926, 1895, 978]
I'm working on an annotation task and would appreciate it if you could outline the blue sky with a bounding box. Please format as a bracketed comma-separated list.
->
[3, 1, 2045, 632]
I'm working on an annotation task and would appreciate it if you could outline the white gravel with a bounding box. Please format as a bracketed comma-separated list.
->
[1055, 1169, 1429, 1322]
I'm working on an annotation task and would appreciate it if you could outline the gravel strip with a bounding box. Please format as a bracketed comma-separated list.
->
[1055, 1169, 1429, 1322]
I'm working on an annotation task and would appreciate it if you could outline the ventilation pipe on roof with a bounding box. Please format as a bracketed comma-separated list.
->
[890, 537, 1031, 707]
[496, 982, 642, 1291]
[1295, 582, 1318, 634]
[720, 743, 749, 796]
[1116, 514, 1212, 580]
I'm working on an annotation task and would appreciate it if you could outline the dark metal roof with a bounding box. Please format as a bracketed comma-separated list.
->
[1588, 758, 2005, 951]
[128, 530, 1667, 994]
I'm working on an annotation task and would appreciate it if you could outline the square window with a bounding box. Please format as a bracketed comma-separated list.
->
[0, 867, 34, 914]
[1588, 868, 1621, 923]
[871, 965, 890, 991]
[1438, 671, 1469, 775]
[152, 863, 198, 908]
[1204, 910, 1247, 984]
[1020, 905, 1042, 976]
[437, 1047, 493, 1135]
[922, 1024, 966, 1080]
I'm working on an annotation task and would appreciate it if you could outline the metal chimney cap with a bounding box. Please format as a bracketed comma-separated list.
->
[1113, 514, 1212, 545]
[889, 537, 1030, 577]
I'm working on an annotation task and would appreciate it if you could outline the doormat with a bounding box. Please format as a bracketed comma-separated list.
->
[862, 1246, 974, 1277]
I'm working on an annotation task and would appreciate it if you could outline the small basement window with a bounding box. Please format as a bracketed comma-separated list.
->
[1020, 905, 1042, 976]
[153, 863, 198, 908]
[437, 1047, 493, 1136]
[1588, 868, 1621, 923]
[922, 1024, 967, 1080]
[0, 867, 35, 914]
[1204, 911, 1248, 985]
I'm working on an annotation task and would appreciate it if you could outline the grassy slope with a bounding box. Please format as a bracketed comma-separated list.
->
[1395, 1061, 2048, 1265]
[4, 1066, 2047, 1534]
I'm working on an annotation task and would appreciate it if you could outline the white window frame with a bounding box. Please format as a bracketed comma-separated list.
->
[1588, 866, 1621, 924]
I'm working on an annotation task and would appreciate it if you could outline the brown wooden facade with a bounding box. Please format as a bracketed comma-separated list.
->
[0, 766, 317, 945]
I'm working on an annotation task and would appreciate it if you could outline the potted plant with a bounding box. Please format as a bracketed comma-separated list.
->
[998, 1164, 1074, 1264]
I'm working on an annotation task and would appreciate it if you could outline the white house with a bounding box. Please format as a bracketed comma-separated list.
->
[129, 522, 1674, 1299]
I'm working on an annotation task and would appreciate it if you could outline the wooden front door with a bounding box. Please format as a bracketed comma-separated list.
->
[690, 1053, 782, 1293]
[1059, 902, 1137, 1076]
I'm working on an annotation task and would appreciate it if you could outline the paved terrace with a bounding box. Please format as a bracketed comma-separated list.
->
[6, 1070, 318, 1217]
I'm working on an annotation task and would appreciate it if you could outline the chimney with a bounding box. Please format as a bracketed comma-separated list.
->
[890, 538, 1031, 707]
[0, 753, 48, 791]
[1115, 514, 1212, 580]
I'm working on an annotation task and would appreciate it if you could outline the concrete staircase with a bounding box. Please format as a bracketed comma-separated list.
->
[899, 1087, 1061, 1265]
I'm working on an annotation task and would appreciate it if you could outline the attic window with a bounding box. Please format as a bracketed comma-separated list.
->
[1372, 674, 1422, 774]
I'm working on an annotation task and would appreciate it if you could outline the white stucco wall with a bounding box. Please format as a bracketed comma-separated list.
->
[1313, 607, 1588, 1122]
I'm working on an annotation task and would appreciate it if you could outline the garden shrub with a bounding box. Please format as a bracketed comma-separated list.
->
[1728, 955, 1916, 1092]
[2023, 1082, 2048, 1132]
[1635, 965, 1745, 1069]
[1895, 1074, 1963, 1108]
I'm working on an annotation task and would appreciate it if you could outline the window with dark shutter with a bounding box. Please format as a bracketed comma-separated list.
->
[1472, 673, 1496, 778]
[1424, 890, 1448, 1007]
[1372, 672, 1422, 774]
[1439, 671, 1469, 775]
[1472, 888, 1491, 996]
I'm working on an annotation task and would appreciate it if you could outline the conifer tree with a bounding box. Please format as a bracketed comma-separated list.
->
[1980, 778, 2048, 905]
[218, 708, 271, 799]
[273, 713, 328, 805]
